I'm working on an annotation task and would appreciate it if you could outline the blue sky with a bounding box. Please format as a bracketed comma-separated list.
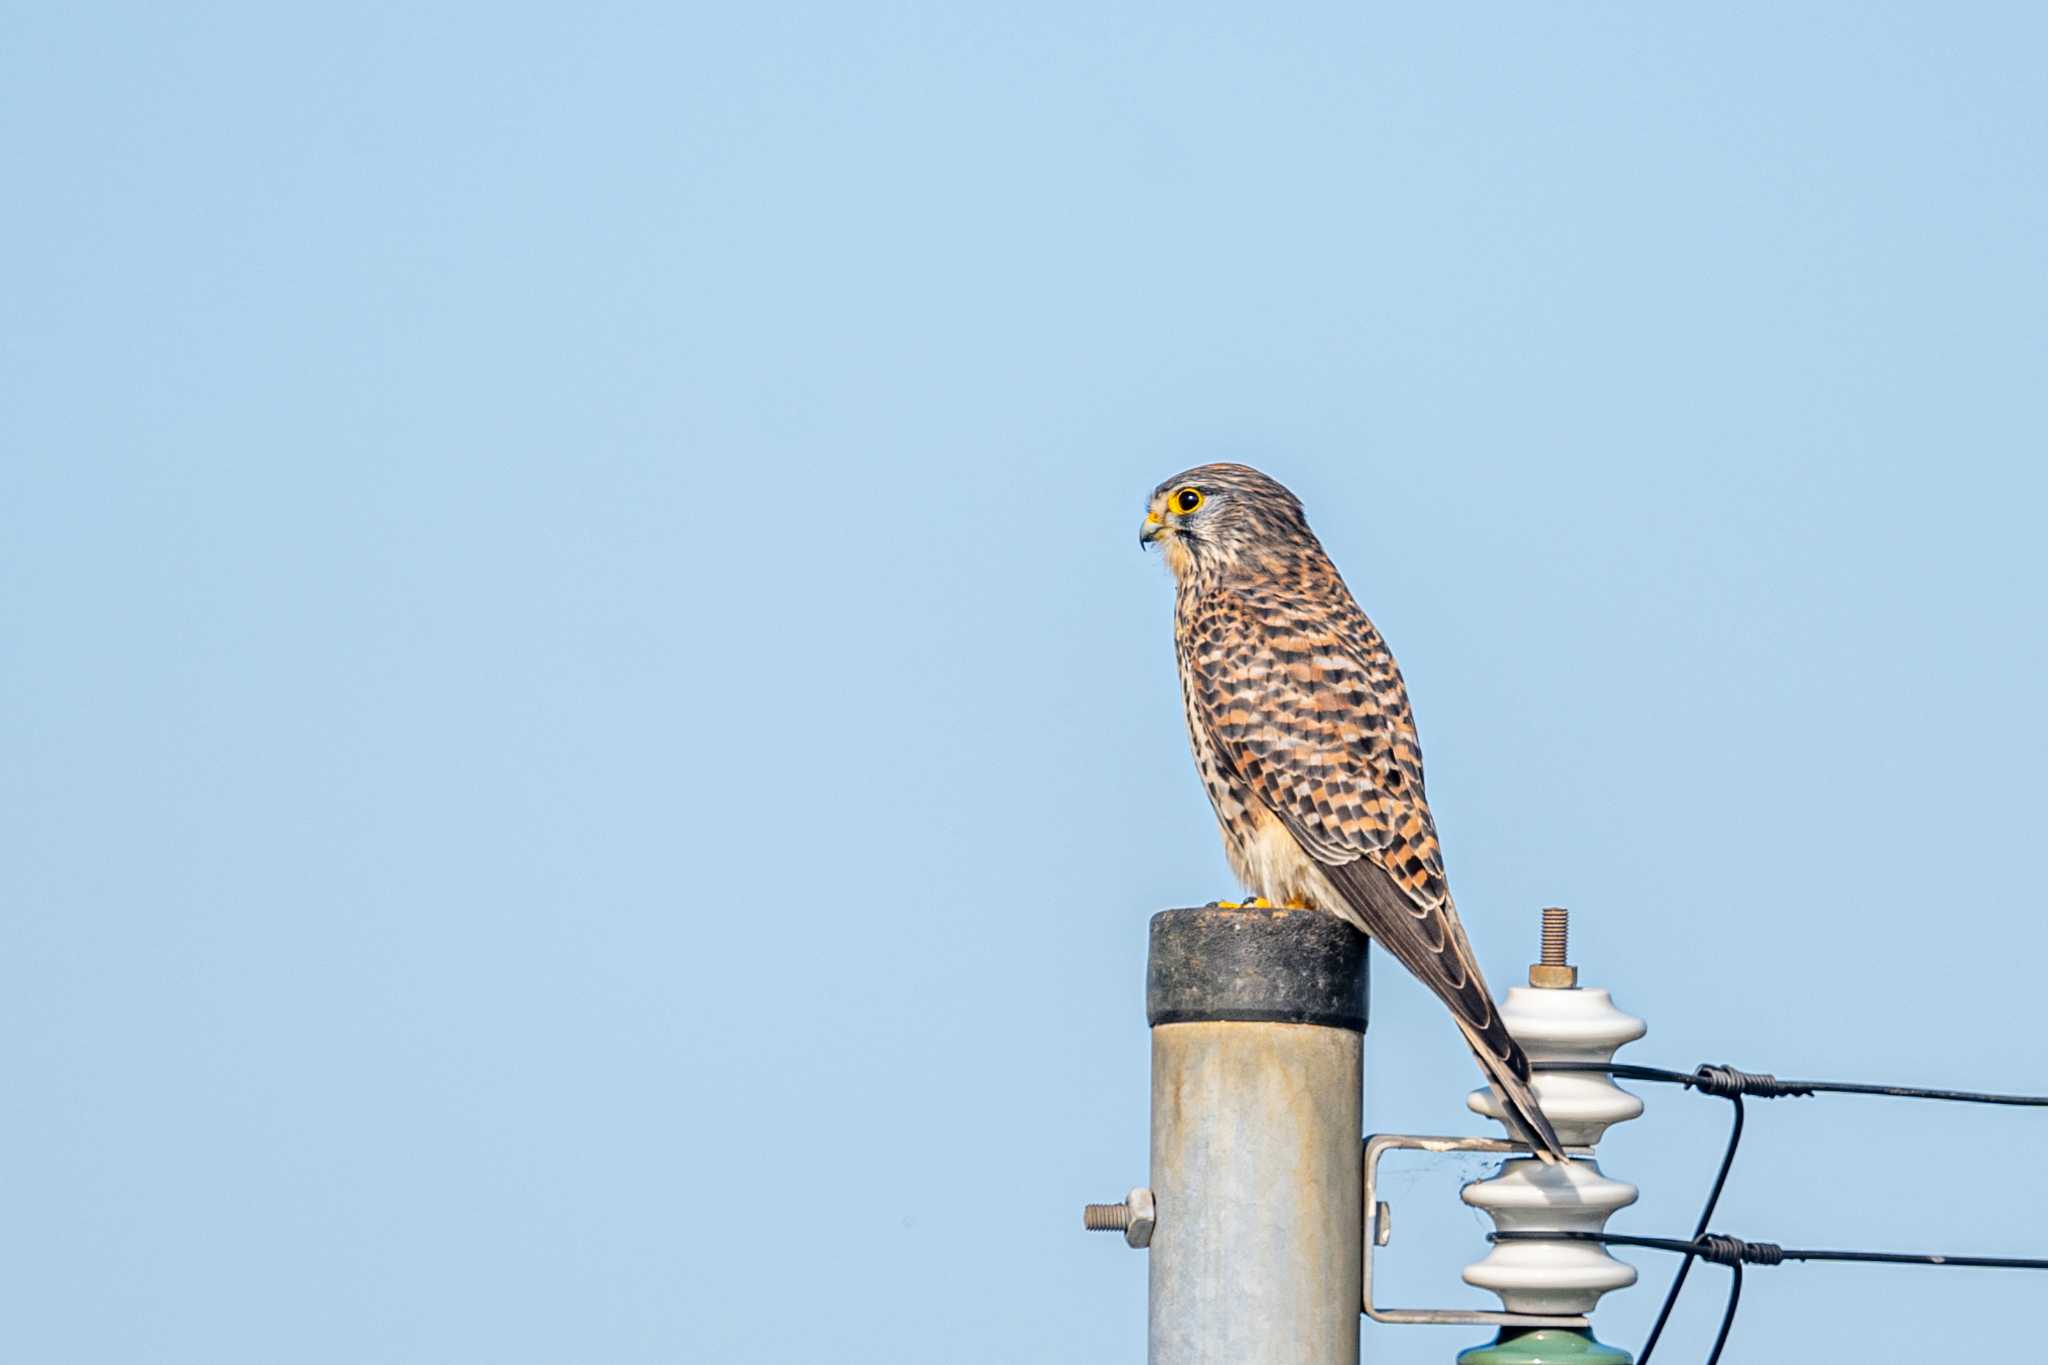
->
[5, 3, 2046, 1361]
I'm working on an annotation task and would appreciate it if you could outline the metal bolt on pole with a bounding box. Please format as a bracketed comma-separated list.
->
[1084, 1188, 1156, 1247]
[1141, 905, 1370, 1365]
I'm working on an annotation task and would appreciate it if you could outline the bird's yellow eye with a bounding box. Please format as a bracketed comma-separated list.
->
[1170, 487, 1205, 515]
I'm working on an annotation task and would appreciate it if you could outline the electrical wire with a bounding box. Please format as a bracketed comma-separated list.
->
[1521, 1060, 2048, 1363]
[1491, 1228, 2048, 1365]
[1496, 1227, 2048, 1271]
[1640, 1089, 1738, 1362]
[1534, 1059, 2048, 1107]
[1530, 1063, 1752, 1363]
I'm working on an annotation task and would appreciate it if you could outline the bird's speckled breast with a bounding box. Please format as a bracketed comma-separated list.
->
[1171, 573, 1331, 906]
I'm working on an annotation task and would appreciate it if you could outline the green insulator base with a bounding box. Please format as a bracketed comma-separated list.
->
[1457, 1327, 1632, 1365]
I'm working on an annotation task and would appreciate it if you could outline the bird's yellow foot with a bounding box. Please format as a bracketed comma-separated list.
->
[1207, 897, 1315, 909]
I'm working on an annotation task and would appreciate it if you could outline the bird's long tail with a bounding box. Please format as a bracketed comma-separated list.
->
[1456, 1018, 1567, 1163]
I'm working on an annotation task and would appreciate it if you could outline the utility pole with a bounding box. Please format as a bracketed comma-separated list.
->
[1087, 905, 1644, 1364]
[1088, 904, 1369, 1364]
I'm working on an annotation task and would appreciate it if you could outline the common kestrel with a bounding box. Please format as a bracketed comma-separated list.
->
[1142, 462, 1564, 1161]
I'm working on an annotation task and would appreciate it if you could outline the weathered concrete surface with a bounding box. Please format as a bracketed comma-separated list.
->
[1148, 1020, 1363, 1365]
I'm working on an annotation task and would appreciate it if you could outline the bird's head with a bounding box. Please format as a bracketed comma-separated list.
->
[1139, 462, 1311, 579]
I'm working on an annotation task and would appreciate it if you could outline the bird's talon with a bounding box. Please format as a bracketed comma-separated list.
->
[1207, 897, 1274, 910]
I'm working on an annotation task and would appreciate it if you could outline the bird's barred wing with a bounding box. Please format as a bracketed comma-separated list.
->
[1179, 585, 1509, 1059]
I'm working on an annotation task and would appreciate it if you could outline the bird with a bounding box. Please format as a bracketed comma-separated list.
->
[1141, 462, 1565, 1162]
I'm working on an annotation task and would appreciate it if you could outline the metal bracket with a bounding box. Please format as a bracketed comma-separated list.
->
[1362, 1133, 1592, 1328]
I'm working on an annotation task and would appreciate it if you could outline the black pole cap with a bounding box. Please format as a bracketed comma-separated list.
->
[1146, 906, 1370, 1032]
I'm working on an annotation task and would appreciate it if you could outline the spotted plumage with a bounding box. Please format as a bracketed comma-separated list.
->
[1142, 462, 1564, 1162]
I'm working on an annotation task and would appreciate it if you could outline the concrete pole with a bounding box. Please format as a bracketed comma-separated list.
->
[1144, 906, 1370, 1365]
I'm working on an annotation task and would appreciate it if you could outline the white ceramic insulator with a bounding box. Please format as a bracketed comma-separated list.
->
[1461, 976, 1648, 1318]
[1466, 985, 1647, 1146]
[1460, 1158, 1639, 1314]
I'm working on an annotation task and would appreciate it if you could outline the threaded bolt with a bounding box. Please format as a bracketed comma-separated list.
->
[1084, 1202, 1131, 1232]
[1082, 1187, 1154, 1248]
[1529, 906, 1577, 988]
[1541, 907, 1569, 966]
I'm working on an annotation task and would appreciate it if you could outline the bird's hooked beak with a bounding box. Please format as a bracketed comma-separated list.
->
[1139, 508, 1166, 548]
